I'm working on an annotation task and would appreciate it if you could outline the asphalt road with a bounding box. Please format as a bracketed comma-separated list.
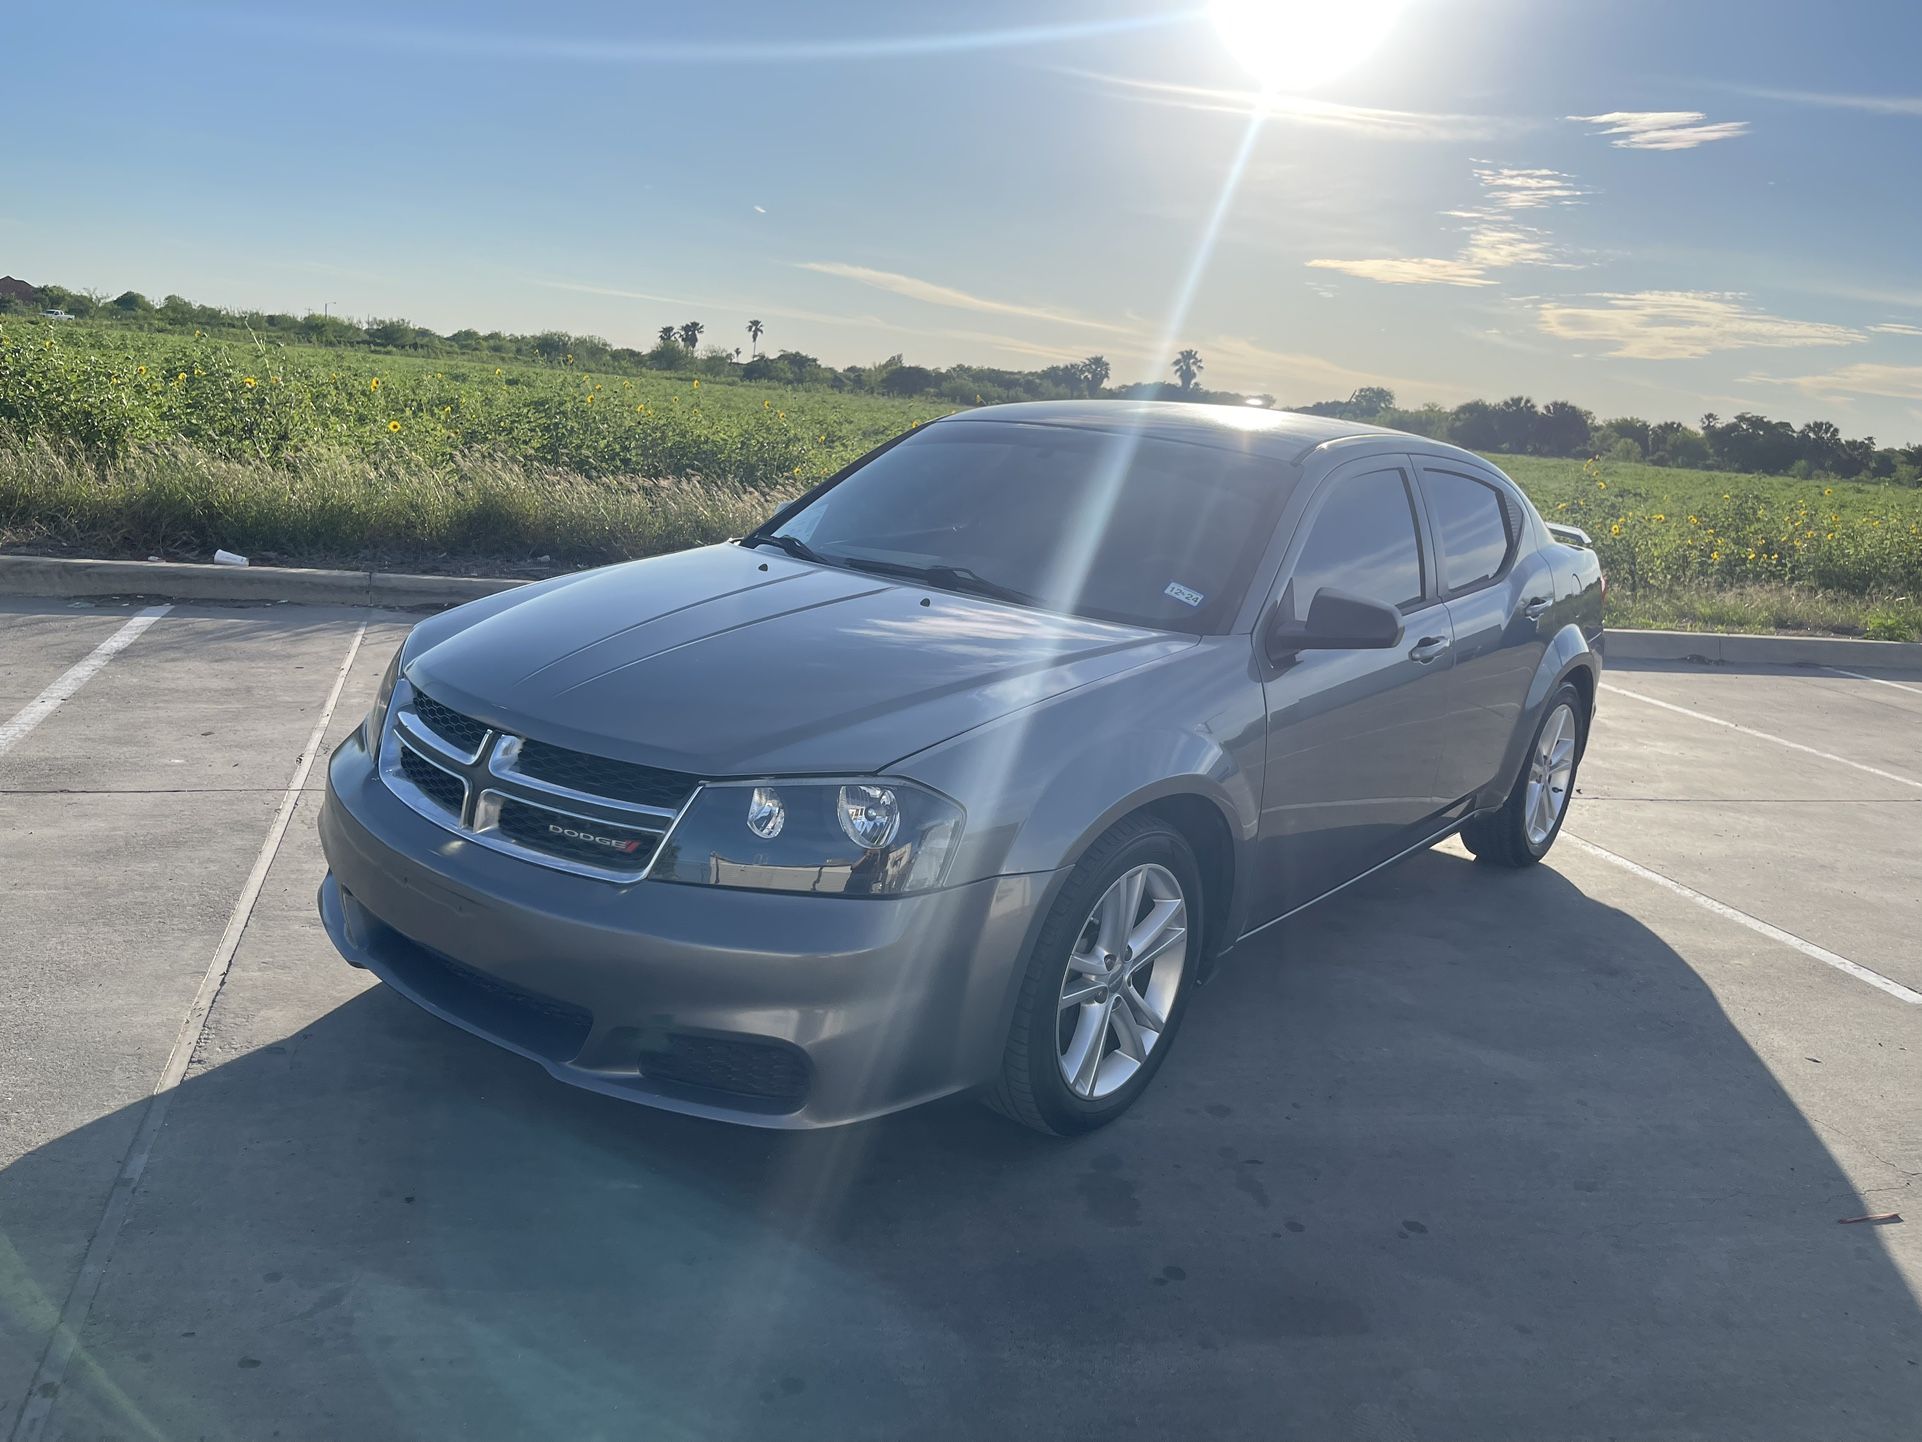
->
[2, 596, 1918, 1442]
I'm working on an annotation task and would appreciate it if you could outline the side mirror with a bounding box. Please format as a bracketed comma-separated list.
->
[1265, 587, 1404, 663]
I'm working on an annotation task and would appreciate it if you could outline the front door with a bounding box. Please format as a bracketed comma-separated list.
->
[1254, 461, 1455, 923]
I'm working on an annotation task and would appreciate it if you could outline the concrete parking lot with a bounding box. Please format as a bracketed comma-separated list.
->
[2, 595, 1917, 1442]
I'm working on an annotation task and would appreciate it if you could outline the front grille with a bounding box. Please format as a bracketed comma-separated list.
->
[383, 680, 701, 881]
[410, 690, 491, 757]
[516, 739, 700, 811]
[494, 797, 663, 870]
[639, 1033, 811, 1111]
[399, 745, 466, 815]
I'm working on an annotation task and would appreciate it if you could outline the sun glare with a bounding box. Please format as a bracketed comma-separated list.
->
[1208, 0, 1410, 89]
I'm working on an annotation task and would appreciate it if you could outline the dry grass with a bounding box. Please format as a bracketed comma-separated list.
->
[0, 434, 775, 572]
[1606, 580, 1921, 642]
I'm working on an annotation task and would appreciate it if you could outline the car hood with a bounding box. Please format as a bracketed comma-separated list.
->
[407, 544, 1193, 776]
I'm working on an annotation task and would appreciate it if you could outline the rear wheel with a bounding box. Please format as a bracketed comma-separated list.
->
[1460, 682, 1585, 868]
[984, 815, 1201, 1135]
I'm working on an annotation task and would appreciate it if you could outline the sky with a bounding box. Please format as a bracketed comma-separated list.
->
[5, 0, 1921, 441]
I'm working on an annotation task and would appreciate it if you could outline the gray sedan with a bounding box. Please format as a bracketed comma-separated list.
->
[318, 401, 1604, 1133]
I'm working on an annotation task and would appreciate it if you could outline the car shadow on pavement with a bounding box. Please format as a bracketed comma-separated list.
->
[4, 849, 1917, 1441]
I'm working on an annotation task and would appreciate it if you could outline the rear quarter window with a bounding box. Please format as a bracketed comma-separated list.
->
[1422, 468, 1514, 594]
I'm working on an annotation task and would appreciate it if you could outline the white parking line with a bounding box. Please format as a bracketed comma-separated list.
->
[1600, 683, 1922, 791]
[1563, 833, 1922, 1006]
[9, 621, 366, 1442]
[1821, 665, 1922, 697]
[0, 606, 171, 759]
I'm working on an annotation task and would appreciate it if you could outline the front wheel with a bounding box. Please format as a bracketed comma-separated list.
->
[984, 815, 1202, 1135]
[1460, 682, 1586, 868]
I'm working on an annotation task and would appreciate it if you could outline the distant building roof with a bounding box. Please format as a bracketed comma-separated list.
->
[0, 275, 40, 302]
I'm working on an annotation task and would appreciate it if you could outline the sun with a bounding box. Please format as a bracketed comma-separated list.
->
[1208, 0, 1410, 89]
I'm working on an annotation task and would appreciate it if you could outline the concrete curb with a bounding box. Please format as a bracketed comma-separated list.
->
[1607, 626, 1922, 673]
[0, 555, 524, 608]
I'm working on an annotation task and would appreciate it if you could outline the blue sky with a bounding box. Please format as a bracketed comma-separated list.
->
[6, 0, 1921, 440]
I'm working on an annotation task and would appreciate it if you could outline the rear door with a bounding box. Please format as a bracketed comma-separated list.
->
[1253, 457, 1455, 922]
[1414, 460, 1551, 805]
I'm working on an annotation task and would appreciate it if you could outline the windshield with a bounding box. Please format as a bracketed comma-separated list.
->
[761, 421, 1293, 633]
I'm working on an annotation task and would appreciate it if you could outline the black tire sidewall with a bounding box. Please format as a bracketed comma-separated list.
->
[1017, 823, 1204, 1135]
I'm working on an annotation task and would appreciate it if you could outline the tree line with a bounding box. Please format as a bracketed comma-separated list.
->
[1290, 387, 1920, 484]
[4, 280, 1914, 482]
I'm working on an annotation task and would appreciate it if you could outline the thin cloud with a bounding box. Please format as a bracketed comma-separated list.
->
[1307, 257, 1495, 287]
[932, 329, 1096, 364]
[1197, 335, 1476, 406]
[1789, 280, 1922, 311]
[1459, 224, 1561, 269]
[1726, 87, 1922, 117]
[538, 279, 1126, 367]
[1569, 111, 1749, 150]
[1535, 291, 1862, 360]
[1870, 322, 1922, 337]
[208, 11, 1193, 65]
[1751, 363, 1922, 403]
[752, 205, 767, 214]
[1311, 166, 1585, 287]
[535, 278, 868, 330]
[1057, 68, 1509, 142]
[797, 261, 1130, 333]
[1470, 165, 1589, 210]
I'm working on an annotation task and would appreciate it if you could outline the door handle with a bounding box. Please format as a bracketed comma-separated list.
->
[1522, 596, 1553, 619]
[1409, 636, 1449, 664]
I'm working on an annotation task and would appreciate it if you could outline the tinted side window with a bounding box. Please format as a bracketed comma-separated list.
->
[1424, 469, 1513, 593]
[1279, 468, 1424, 624]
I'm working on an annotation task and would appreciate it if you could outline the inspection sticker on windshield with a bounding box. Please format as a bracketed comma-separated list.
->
[1163, 581, 1204, 608]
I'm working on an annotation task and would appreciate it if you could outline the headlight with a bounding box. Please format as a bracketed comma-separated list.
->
[652, 778, 963, 896]
[361, 646, 404, 749]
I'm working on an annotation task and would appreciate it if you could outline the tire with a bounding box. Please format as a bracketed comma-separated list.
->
[983, 814, 1204, 1136]
[1460, 681, 1586, 868]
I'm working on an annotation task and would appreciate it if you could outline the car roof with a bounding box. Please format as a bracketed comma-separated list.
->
[938, 399, 1405, 464]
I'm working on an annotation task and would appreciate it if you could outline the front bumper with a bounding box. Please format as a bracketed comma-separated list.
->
[317, 730, 1061, 1128]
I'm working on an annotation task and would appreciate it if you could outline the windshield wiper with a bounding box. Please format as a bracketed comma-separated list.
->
[744, 532, 829, 565]
[837, 557, 1040, 608]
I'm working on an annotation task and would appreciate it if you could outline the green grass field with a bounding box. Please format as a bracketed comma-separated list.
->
[4, 322, 1919, 637]
[1496, 455, 1922, 638]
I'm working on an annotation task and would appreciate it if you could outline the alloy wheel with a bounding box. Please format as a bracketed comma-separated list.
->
[1524, 702, 1578, 846]
[1056, 863, 1189, 1100]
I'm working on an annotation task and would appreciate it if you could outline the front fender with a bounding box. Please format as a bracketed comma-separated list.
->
[893, 641, 1264, 893]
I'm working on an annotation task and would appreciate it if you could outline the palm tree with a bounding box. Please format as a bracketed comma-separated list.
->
[1172, 348, 1203, 392]
[679, 321, 704, 352]
[656, 325, 675, 349]
[1080, 354, 1110, 395]
[747, 319, 764, 358]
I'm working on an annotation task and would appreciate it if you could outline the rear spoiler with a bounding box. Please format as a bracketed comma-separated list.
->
[1545, 521, 1592, 547]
